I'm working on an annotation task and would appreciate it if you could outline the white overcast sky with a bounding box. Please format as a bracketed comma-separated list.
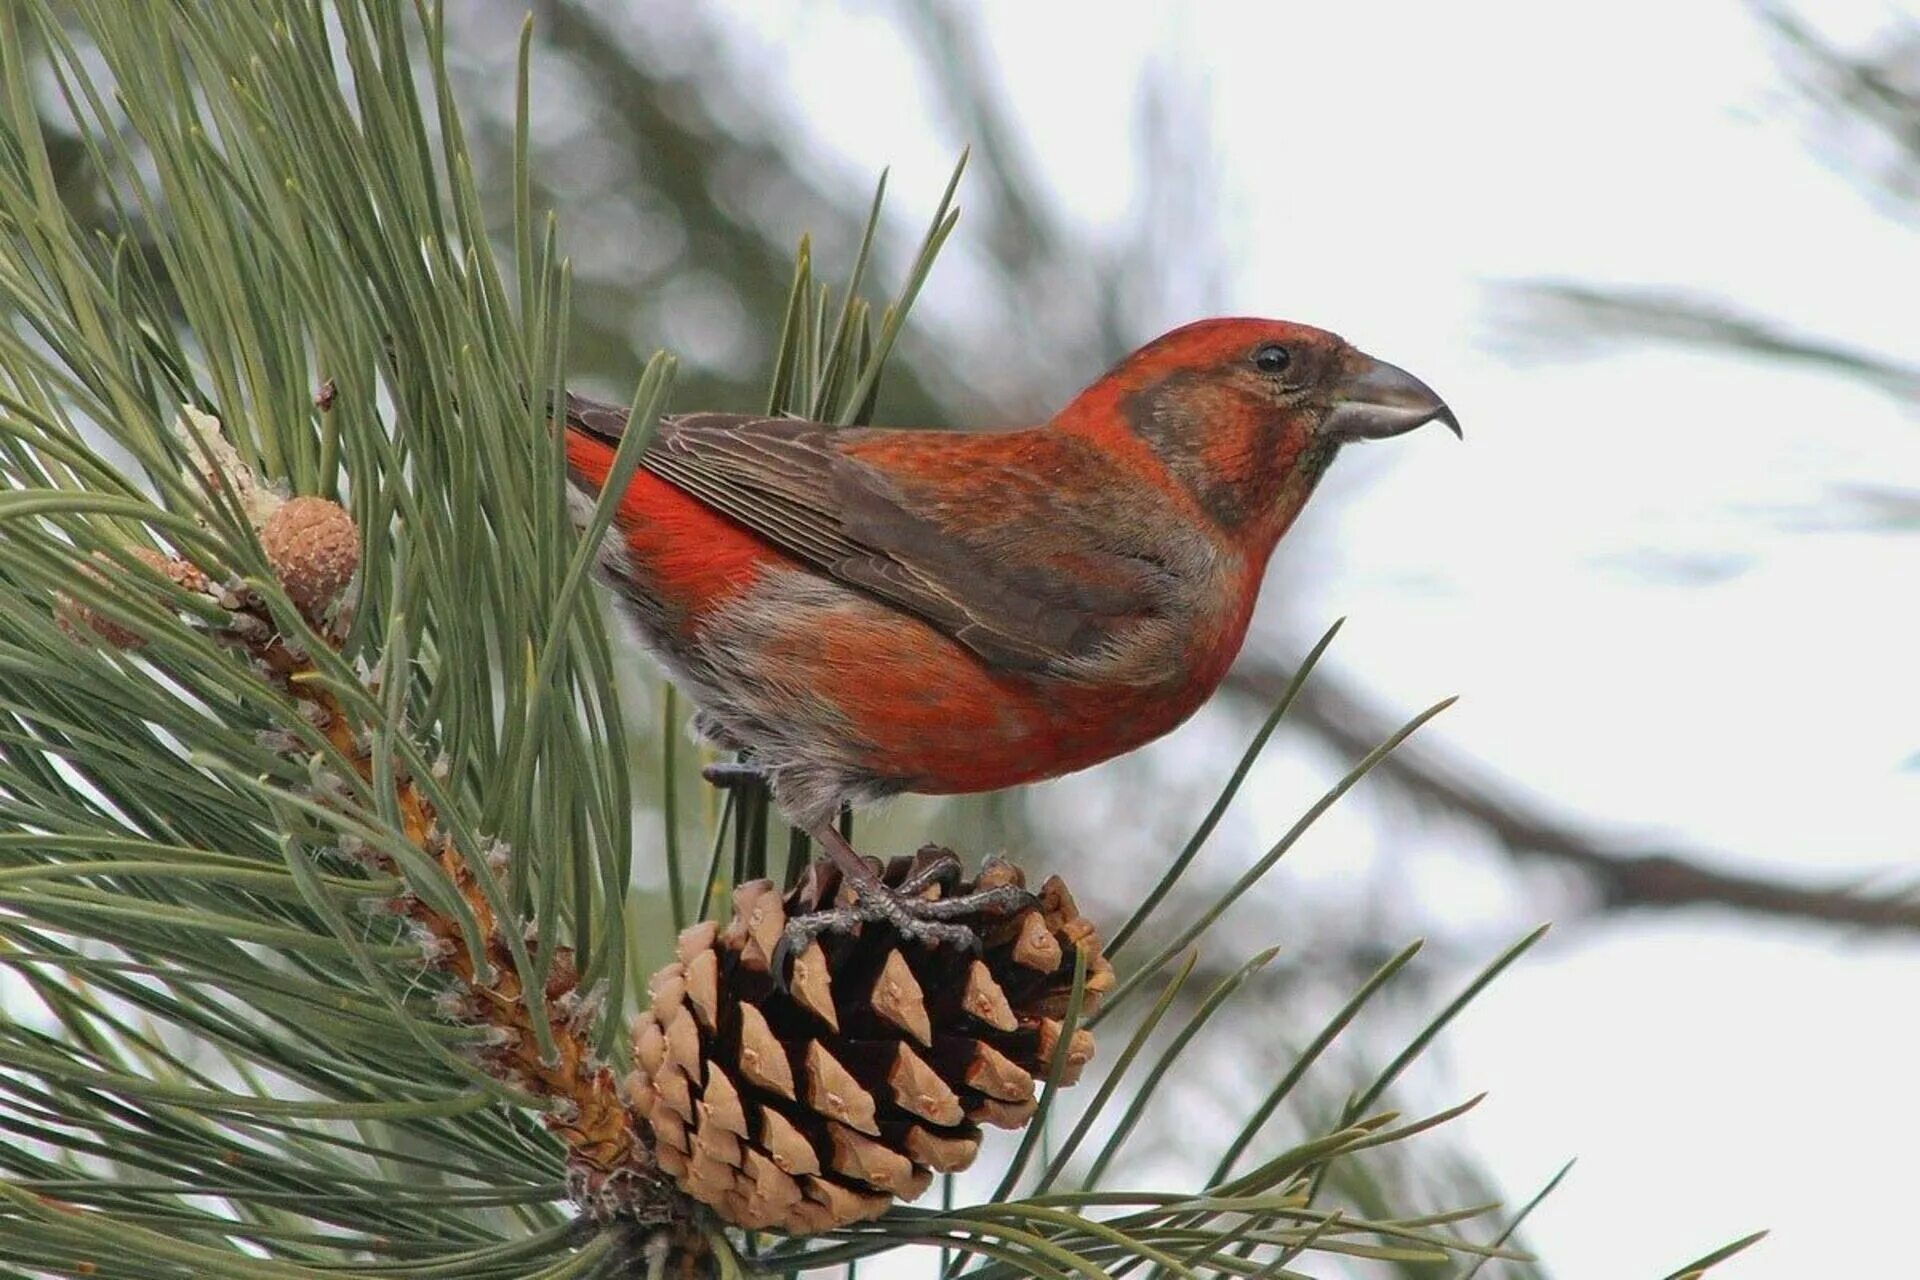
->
[694, 1, 1919, 1275]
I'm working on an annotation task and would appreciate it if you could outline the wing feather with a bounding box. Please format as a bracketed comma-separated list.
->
[564, 393, 1165, 671]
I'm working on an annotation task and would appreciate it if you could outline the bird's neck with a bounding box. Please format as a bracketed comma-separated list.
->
[1056, 373, 1341, 553]
[1247, 435, 1341, 552]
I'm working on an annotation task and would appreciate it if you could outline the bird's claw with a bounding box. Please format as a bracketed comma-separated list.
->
[887, 883, 1039, 922]
[877, 845, 1040, 919]
[770, 878, 1007, 988]
[893, 845, 965, 898]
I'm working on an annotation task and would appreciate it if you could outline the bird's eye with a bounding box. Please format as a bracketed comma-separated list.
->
[1252, 343, 1291, 375]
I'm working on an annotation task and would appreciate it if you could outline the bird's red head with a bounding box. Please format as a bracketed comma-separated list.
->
[1053, 317, 1458, 543]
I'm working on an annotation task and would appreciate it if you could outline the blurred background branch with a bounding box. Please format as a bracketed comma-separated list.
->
[1504, 283, 1920, 406]
[1226, 656, 1920, 932]
[1503, 5, 1920, 418]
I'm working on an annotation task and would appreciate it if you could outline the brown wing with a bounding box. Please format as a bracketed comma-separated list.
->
[565, 393, 1170, 671]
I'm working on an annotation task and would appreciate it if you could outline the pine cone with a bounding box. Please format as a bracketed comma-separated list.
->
[625, 849, 1112, 1234]
[260, 495, 358, 618]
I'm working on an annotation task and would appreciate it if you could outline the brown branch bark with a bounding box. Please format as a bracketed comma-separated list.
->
[1224, 655, 1920, 934]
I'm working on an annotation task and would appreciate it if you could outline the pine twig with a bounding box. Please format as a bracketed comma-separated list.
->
[58, 424, 701, 1252]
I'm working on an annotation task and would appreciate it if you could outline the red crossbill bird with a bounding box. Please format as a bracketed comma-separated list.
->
[564, 317, 1457, 944]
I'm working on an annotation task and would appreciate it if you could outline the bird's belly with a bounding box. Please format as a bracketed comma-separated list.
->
[689, 567, 1224, 797]
[885, 675, 1211, 795]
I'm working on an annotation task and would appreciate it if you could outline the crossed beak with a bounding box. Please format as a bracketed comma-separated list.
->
[1322, 354, 1461, 442]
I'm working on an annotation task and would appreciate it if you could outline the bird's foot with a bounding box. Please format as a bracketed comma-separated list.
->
[777, 883, 980, 960]
[773, 844, 1038, 975]
[886, 848, 1039, 924]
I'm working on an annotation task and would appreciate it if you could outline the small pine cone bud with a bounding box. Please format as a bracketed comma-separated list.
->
[542, 948, 580, 1002]
[131, 547, 211, 596]
[55, 549, 207, 649]
[260, 496, 358, 617]
[628, 848, 1111, 1236]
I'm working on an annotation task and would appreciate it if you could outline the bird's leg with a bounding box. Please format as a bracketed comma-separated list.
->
[700, 760, 766, 790]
